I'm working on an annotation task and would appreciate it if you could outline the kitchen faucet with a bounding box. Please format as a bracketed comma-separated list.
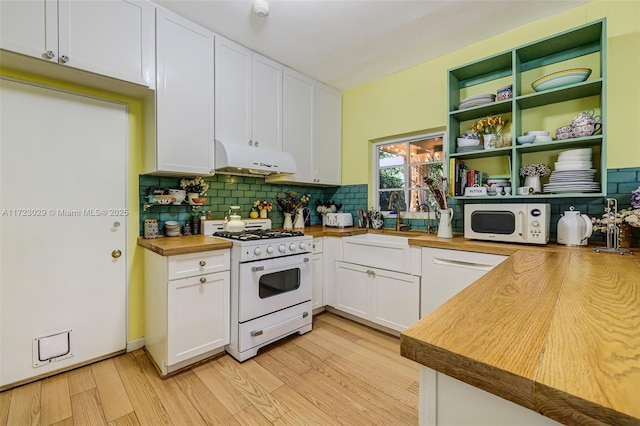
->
[388, 191, 410, 231]
[419, 203, 433, 233]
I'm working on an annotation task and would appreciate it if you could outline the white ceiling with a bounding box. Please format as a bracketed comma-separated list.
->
[156, 0, 590, 90]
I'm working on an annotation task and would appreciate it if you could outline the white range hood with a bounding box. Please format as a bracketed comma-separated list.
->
[214, 139, 297, 176]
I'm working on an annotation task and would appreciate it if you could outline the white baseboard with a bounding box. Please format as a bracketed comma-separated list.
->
[126, 337, 145, 352]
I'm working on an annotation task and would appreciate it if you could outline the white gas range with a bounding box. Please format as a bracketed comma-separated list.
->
[201, 219, 313, 361]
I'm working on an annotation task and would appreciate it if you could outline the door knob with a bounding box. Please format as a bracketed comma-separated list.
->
[111, 250, 122, 259]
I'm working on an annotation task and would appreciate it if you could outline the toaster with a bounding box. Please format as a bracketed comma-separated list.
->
[325, 212, 353, 228]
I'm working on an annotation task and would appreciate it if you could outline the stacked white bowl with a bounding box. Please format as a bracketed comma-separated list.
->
[164, 220, 181, 237]
[525, 130, 552, 143]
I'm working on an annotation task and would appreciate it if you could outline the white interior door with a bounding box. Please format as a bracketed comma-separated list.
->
[0, 79, 128, 388]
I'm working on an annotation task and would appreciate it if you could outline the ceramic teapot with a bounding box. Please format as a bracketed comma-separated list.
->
[224, 205, 245, 233]
[557, 206, 593, 246]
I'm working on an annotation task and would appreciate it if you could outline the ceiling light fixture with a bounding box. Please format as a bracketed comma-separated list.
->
[252, 0, 269, 17]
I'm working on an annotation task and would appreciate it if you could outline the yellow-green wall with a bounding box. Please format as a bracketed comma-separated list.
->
[0, 68, 146, 342]
[342, 0, 640, 196]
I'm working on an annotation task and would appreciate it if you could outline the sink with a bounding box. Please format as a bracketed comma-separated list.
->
[342, 233, 420, 275]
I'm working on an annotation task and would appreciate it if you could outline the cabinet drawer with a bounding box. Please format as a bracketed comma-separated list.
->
[168, 250, 230, 280]
[238, 301, 312, 353]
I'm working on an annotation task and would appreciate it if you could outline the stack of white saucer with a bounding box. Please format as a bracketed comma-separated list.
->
[544, 148, 600, 193]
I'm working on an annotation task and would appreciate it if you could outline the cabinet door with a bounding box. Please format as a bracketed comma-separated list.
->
[315, 83, 342, 185]
[0, 0, 58, 61]
[282, 67, 315, 183]
[252, 53, 282, 151]
[323, 237, 341, 307]
[58, 0, 155, 86]
[334, 261, 370, 319]
[167, 271, 230, 366]
[155, 9, 215, 175]
[215, 37, 251, 147]
[371, 269, 420, 332]
[421, 248, 506, 317]
[312, 252, 324, 310]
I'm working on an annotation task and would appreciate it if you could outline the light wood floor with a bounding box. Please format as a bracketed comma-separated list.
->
[1, 313, 419, 425]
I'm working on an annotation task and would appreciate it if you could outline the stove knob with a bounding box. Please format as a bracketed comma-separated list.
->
[253, 247, 262, 256]
[289, 243, 297, 252]
[266, 246, 274, 254]
[299, 242, 307, 250]
[279, 244, 286, 253]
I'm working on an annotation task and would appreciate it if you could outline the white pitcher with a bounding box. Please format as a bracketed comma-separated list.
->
[437, 208, 454, 238]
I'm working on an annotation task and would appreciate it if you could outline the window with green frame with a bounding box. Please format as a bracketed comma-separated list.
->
[373, 132, 445, 214]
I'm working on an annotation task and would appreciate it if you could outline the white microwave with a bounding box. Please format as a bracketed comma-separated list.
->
[464, 203, 550, 244]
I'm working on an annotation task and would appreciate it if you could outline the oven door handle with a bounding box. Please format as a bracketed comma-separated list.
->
[250, 311, 309, 337]
[251, 266, 265, 272]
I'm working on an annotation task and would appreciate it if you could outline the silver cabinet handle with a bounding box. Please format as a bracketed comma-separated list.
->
[200, 277, 207, 283]
[60, 55, 69, 63]
[251, 311, 308, 337]
[199, 260, 206, 267]
[44, 50, 55, 59]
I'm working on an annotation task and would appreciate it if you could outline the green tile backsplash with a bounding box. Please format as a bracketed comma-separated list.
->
[140, 168, 638, 246]
[139, 174, 367, 235]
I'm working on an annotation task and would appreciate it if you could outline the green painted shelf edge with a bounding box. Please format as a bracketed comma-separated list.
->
[446, 19, 607, 200]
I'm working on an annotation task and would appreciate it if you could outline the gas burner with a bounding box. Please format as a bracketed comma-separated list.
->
[213, 229, 305, 241]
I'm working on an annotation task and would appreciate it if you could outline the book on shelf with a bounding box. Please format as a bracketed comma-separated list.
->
[450, 158, 476, 196]
[466, 170, 488, 188]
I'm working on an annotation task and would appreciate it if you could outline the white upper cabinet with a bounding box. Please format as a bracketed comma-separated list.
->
[282, 67, 315, 181]
[0, 0, 58, 60]
[215, 37, 282, 151]
[315, 83, 342, 185]
[268, 67, 342, 186]
[215, 37, 251, 147]
[0, 0, 155, 87]
[252, 54, 283, 151]
[148, 7, 215, 175]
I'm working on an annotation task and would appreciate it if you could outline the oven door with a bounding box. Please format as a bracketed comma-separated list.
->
[238, 253, 312, 323]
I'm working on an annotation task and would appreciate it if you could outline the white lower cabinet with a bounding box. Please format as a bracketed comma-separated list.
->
[334, 261, 419, 332]
[144, 249, 230, 376]
[311, 237, 324, 311]
[421, 247, 507, 317]
[418, 248, 559, 426]
[420, 366, 560, 426]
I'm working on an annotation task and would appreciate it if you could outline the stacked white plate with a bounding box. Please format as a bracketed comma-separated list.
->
[544, 148, 600, 193]
[459, 93, 496, 109]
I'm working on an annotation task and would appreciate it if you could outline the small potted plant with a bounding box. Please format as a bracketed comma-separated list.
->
[592, 187, 640, 248]
[316, 200, 342, 226]
[471, 115, 507, 149]
[276, 191, 310, 229]
[253, 199, 273, 219]
[519, 163, 551, 194]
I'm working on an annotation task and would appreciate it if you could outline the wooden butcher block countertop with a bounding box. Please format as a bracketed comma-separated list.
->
[400, 236, 640, 425]
[137, 235, 232, 256]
